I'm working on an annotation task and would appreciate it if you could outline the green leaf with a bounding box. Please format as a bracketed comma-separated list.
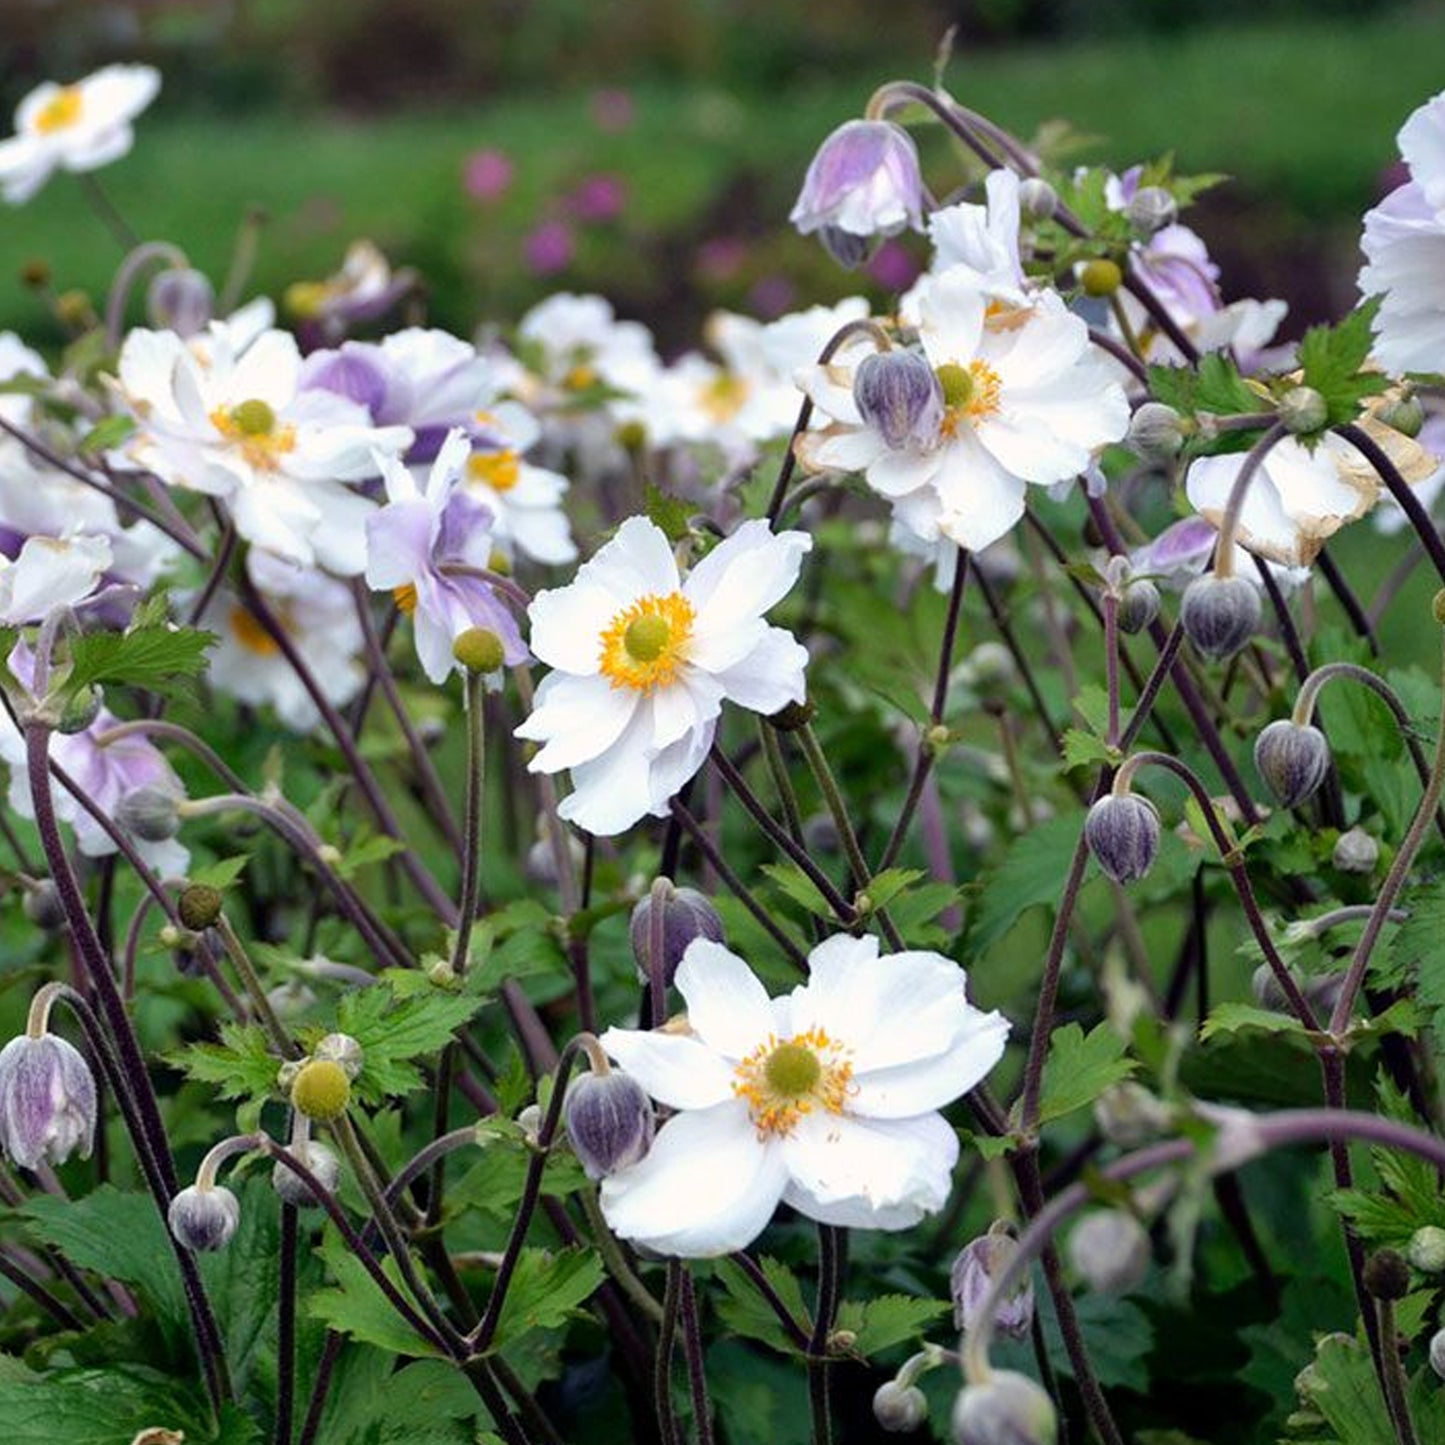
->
[331, 831, 407, 881]
[834, 1294, 949, 1357]
[77, 413, 136, 454]
[1036, 1022, 1136, 1126]
[62, 623, 214, 699]
[711, 1256, 809, 1356]
[643, 483, 695, 543]
[484, 1247, 605, 1353]
[760, 862, 837, 921]
[1292, 1331, 1398, 1444]
[187, 854, 251, 890]
[1072, 683, 1111, 736]
[336, 980, 486, 1104]
[859, 867, 924, 911]
[707, 1340, 811, 1445]
[168, 1020, 284, 1103]
[1297, 298, 1390, 430]
[1200, 1002, 1309, 1042]
[308, 1232, 446, 1359]
[1060, 727, 1114, 773]
[966, 811, 1084, 955]
[1041, 1292, 1153, 1392]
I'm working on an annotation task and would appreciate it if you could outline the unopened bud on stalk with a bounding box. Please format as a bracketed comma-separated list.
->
[1127, 402, 1185, 462]
[1085, 792, 1160, 884]
[952, 1372, 1058, 1445]
[1251, 964, 1344, 1015]
[1278, 386, 1329, 436]
[1125, 185, 1177, 237]
[22, 880, 64, 930]
[1254, 720, 1331, 809]
[1363, 1248, 1411, 1301]
[951, 1224, 1034, 1339]
[1067, 1210, 1151, 1294]
[1408, 1225, 1445, 1274]
[1179, 574, 1262, 661]
[768, 698, 815, 732]
[0, 1028, 97, 1170]
[116, 786, 183, 843]
[873, 1381, 929, 1433]
[563, 1069, 655, 1179]
[178, 883, 224, 931]
[1377, 395, 1425, 439]
[853, 349, 945, 451]
[1018, 177, 1057, 221]
[629, 880, 725, 988]
[1118, 576, 1160, 635]
[1332, 827, 1378, 874]
[57, 684, 103, 735]
[272, 1140, 341, 1207]
[168, 1184, 240, 1252]
[312, 1033, 364, 1080]
[291, 1059, 351, 1122]
[1430, 1327, 1445, 1380]
[146, 267, 214, 338]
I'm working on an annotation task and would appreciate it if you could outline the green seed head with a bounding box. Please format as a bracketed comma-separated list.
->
[624, 614, 671, 663]
[453, 627, 506, 674]
[1080, 258, 1123, 298]
[935, 362, 974, 409]
[230, 399, 276, 436]
[764, 1042, 821, 1098]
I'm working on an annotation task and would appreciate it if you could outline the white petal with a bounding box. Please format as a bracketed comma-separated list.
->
[847, 1006, 1010, 1118]
[516, 672, 638, 772]
[675, 940, 776, 1061]
[597, 1026, 736, 1110]
[707, 627, 809, 715]
[528, 582, 615, 675]
[556, 707, 655, 836]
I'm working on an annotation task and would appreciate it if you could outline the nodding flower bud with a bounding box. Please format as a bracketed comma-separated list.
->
[1278, 385, 1329, 436]
[57, 684, 103, 735]
[1017, 176, 1057, 221]
[1251, 963, 1344, 1016]
[790, 120, 926, 243]
[1332, 826, 1378, 874]
[1363, 1248, 1411, 1301]
[1430, 1327, 1445, 1381]
[146, 266, 215, 338]
[272, 1140, 342, 1207]
[22, 880, 65, 931]
[1377, 395, 1425, 439]
[1254, 720, 1331, 809]
[563, 1069, 655, 1180]
[853, 349, 945, 451]
[952, 1372, 1058, 1445]
[312, 1032, 365, 1080]
[1408, 1225, 1445, 1274]
[116, 785, 183, 843]
[168, 1184, 240, 1252]
[1067, 1210, 1151, 1294]
[818, 225, 875, 270]
[951, 1225, 1034, 1340]
[630, 880, 726, 989]
[291, 1059, 351, 1122]
[1125, 185, 1177, 237]
[1179, 573, 1262, 662]
[177, 883, 224, 932]
[0, 1031, 97, 1170]
[1127, 401, 1186, 462]
[768, 697, 815, 732]
[873, 1381, 929, 1433]
[1117, 577, 1161, 635]
[1084, 792, 1160, 884]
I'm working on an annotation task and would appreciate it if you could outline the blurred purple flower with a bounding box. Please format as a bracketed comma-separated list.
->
[697, 237, 749, 282]
[570, 173, 627, 223]
[591, 88, 635, 132]
[523, 221, 576, 275]
[748, 275, 796, 320]
[866, 238, 921, 291]
[464, 149, 513, 202]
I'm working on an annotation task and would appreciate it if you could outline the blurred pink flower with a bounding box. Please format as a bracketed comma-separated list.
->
[569, 173, 627, 223]
[748, 275, 796, 319]
[866, 238, 921, 291]
[697, 237, 749, 282]
[591, 89, 635, 133]
[463, 149, 513, 202]
[524, 221, 576, 275]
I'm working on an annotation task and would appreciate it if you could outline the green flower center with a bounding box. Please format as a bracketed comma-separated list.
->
[935, 363, 974, 409]
[624, 614, 672, 663]
[763, 1041, 822, 1098]
[230, 399, 277, 436]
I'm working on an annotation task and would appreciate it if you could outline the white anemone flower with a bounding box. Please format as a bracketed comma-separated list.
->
[0, 65, 160, 205]
[516, 516, 810, 836]
[797, 271, 1129, 554]
[0, 534, 112, 624]
[464, 402, 577, 566]
[596, 934, 1010, 1257]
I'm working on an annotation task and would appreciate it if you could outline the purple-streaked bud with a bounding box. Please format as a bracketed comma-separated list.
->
[1254, 720, 1331, 809]
[1332, 826, 1378, 874]
[116, 785, 182, 843]
[313, 1032, 365, 1080]
[874, 1381, 929, 1433]
[22, 881, 64, 931]
[853, 350, 945, 450]
[1018, 176, 1057, 220]
[1124, 186, 1177, 237]
[1117, 576, 1160, 635]
[630, 880, 725, 990]
[1084, 793, 1160, 883]
[563, 1070, 655, 1180]
[1431, 1327, 1445, 1381]
[819, 225, 875, 270]
[272, 1140, 341, 1207]
[146, 267, 215, 338]
[952, 1372, 1058, 1445]
[1179, 573, 1262, 661]
[790, 120, 925, 242]
[168, 1184, 240, 1252]
[1067, 1210, 1150, 1294]
[951, 1226, 1034, 1340]
[0, 1033, 97, 1170]
[1127, 401, 1185, 461]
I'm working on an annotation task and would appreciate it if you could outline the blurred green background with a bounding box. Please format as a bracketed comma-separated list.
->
[2, 0, 1443, 349]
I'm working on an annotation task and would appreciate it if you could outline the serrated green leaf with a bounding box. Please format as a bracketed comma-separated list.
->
[834, 1294, 949, 1357]
[711, 1256, 809, 1356]
[187, 854, 251, 889]
[761, 862, 836, 920]
[331, 831, 407, 881]
[168, 1021, 283, 1102]
[1298, 298, 1390, 429]
[483, 1247, 604, 1353]
[1037, 1022, 1136, 1126]
[861, 867, 924, 911]
[62, 624, 214, 699]
[1200, 1002, 1309, 1042]
[308, 1232, 446, 1359]
[643, 483, 695, 542]
[966, 811, 1084, 955]
[1061, 727, 1114, 772]
[337, 984, 485, 1103]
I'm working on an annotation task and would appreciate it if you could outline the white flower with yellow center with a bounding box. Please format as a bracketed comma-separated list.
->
[464, 402, 576, 565]
[596, 934, 1009, 1257]
[796, 271, 1129, 554]
[0, 65, 159, 205]
[515, 516, 810, 836]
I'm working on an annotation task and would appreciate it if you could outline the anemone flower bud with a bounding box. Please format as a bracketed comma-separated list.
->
[1117, 577, 1160, 635]
[1430, 1327, 1445, 1381]
[1124, 185, 1177, 237]
[818, 225, 875, 270]
[57, 684, 103, 735]
[563, 1069, 655, 1180]
[313, 1032, 365, 1080]
[1127, 401, 1185, 462]
[1084, 793, 1160, 884]
[1377, 395, 1424, 439]
[115, 785, 182, 843]
[630, 880, 726, 989]
[1254, 720, 1331, 809]
[1067, 1210, 1150, 1294]
[177, 883, 224, 932]
[1278, 385, 1328, 436]
[146, 266, 215, 338]
[0, 1031, 96, 1170]
[1332, 826, 1378, 874]
[951, 1224, 1034, 1340]
[168, 1184, 240, 1252]
[1017, 176, 1057, 220]
[874, 1381, 929, 1433]
[272, 1140, 341, 1208]
[1179, 573, 1262, 661]
[790, 120, 925, 243]
[952, 1372, 1058, 1445]
[1363, 1248, 1411, 1301]
[853, 349, 945, 450]
[1094, 1082, 1171, 1148]
[1408, 1225, 1445, 1274]
[22, 881, 65, 931]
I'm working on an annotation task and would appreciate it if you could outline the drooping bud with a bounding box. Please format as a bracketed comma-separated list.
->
[1067, 1210, 1151, 1294]
[1278, 386, 1329, 436]
[1376, 395, 1425, 439]
[168, 1184, 240, 1252]
[1125, 185, 1177, 237]
[1331, 827, 1378, 874]
[1430, 1327, 1445, 1380]
[1254, 720, 1331, 809]
[116, 786, 183, 843]
[313, 1033, 365, 1080]
[272, 1140, 342, 1207]
[1117, 577, 1160, 635]
[146, 267, 215, 338]
[952, 1372, 1058, 1445]
[563, 1069, 655, 1180]
[22, 880, 65, 931]
[1408, 1225, 1445, 1274]
[1363, 1248, 1411, 1301]
[1127, 401, 1185, 462]
[291, 1059, 351, 1122]
[1079, 259, 1122, 298]
[768, 697, 815, 732]
[819, 224, 875, 270]
[873, 1381, 929, 1433]
[0, 1032, 97, 1170]
[1179, 573, 1262, 661]
[1251, 964, 1345, 1016]
[853, 350, 945, 451]
[1084, 792, 1160, 884]
[177, 883, 224, 932]
[951, 1225, 1034, 1340]
[1017, 177, 1057, 221]
[56, 684, 103, 735]
[629, 880, 725, 989]
[790, 120, 926, 245]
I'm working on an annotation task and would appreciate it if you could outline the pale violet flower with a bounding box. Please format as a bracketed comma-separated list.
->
[597, 934, 1010, 1256]
[0, 65, 159, 205]
[789, 120, 926, 242]
[797, 273, 1129, 554]
[0, 1031, 96, 1171]
[365, 429, 528, 683]
[1128, 517, 1309, 597]
[0, 534, 112, 624]
[113, 323, 412, 574]
[1359, 91, 1445, 375]
[516, 516, 810, 836]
